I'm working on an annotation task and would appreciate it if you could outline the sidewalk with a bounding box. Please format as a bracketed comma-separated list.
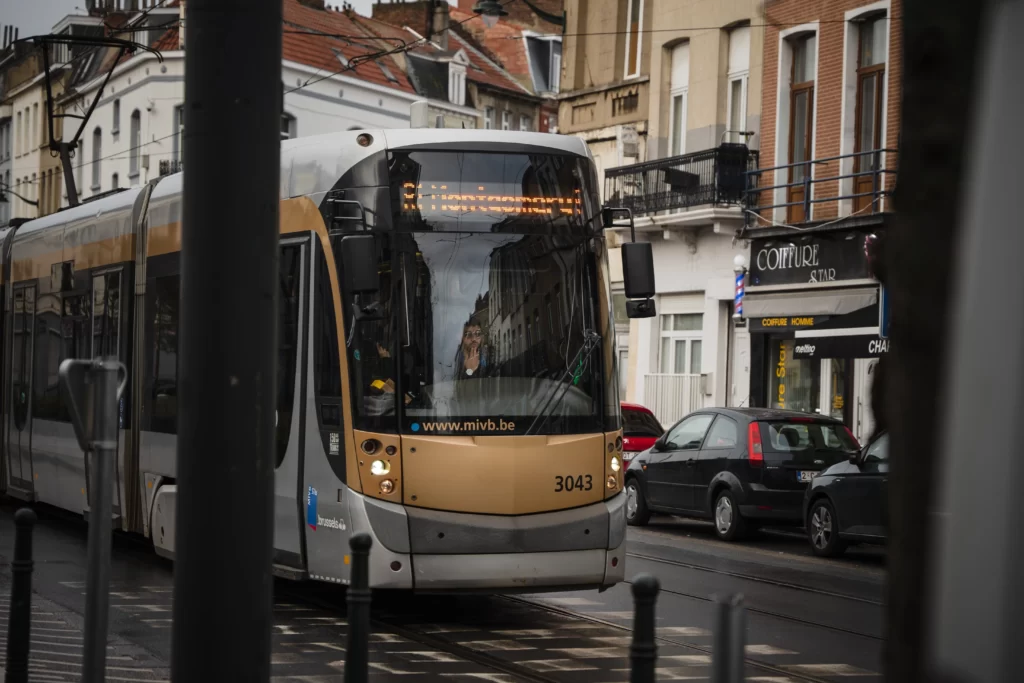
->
[0, 576, 171, 682]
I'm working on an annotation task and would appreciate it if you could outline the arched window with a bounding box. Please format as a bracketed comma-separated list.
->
[129, 110, 141, 176]
[91, 127, 102, 189]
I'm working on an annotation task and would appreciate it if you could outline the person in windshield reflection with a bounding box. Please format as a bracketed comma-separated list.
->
[455, 318, 489, 380]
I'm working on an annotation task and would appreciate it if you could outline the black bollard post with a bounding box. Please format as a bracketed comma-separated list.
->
[5, 507, 37, 683]
[344, 533, 373, 683]
[630, 573, 660, 683]
[727, 595, 746, 683]
[710, 595, 730, 683]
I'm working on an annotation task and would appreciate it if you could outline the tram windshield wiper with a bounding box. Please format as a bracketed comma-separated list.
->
[525, 330, 601, 436]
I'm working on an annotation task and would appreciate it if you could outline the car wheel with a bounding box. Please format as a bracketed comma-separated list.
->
[625, 479, 651, 526]
[713, 489, 748, 541]
[808, 499, 847, 557]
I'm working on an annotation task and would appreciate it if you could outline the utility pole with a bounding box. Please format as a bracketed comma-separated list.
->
[878, 0, 985, 680]
[170, 0, 282, 680]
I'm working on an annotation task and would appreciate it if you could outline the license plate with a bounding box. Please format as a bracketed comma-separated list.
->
[797, 470, 818, 482]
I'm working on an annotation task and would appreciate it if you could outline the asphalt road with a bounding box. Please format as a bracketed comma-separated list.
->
[0, 501, 885, 682]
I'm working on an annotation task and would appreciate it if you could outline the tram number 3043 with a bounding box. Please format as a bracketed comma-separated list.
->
[554, 474, 593, 492]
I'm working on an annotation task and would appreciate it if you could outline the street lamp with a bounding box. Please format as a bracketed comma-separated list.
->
[733, 254, 747, 323]
[473, 0, 509, 29]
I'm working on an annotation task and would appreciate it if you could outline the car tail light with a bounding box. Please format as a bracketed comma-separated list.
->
[843, 425, 860, 449]
[747, 421, 764, 467]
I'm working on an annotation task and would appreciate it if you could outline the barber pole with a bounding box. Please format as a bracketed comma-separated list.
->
[734, 270, 745, 320]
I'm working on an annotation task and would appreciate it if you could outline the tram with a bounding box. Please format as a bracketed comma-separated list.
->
[0, 129, 647, 591]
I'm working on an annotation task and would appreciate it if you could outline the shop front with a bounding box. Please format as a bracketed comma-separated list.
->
[744, 230, 886, 442]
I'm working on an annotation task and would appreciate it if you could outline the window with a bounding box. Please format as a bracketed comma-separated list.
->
[111, 173, 119, 189]
[623, 408, 663, 438]
[726, 26, 750, 143]
[484, 106, 494, 129]
[853, 15, 886, 213]
[275, 244, 301, 468]
[705, 416, 739, 449]
[112, 99, 121, 134]
[501, 110, 510, 130]
[864, 432, 889, 463]
[92, 271, 121, 359]
[669, 42, 689, 156]
[448, 61, 467, 106]
[172, 105, 185, 163]
[91, 127, 102, 189]
[519, 115, 531, 132]
[768, 338, 819, 413]
[525, 35, 563, 93]
[787, 33, 816, 222]
[660, 313, 703, 374]
[664, 414, 713, 450]
[280, 113, 295, 140]
[16, 111, 22, 155]
[11, 287, 34, 432]
[624, 0, 644, 78]
[32, 103, 38, 149]
[148, 274, 179, 434]
[612, 292, 629, 326]
[551, 43, 562, 92]
[129, 110, 141, 176]
[762, 421, 859, 453]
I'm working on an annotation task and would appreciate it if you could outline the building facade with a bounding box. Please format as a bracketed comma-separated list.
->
[563, 0, 763, 427]
[741, 0, 900, 442]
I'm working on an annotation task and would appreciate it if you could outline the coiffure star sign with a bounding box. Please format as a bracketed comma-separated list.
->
[749, 233, 872, 287]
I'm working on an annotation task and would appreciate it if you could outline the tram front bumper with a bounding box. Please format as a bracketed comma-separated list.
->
[359, 491, 626, 591]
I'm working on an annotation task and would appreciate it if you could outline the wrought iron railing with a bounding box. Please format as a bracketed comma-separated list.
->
[743, 148, 898, 227]
[604, 144, 760, 218]
[159, 159, 184, 176]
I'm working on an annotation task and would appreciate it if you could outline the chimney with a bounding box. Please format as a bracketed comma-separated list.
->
[431, 0, 450, 51]
[179, 0, 186, 48]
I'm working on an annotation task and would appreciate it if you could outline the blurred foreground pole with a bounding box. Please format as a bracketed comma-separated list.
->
[4, 508, 36, 683]
[170, 0, 282, 680]
[344, 534, 372, 683]
[879, 0, 984, 680]
[923, 2, 1024, 681]
[629, 574, 659, 683]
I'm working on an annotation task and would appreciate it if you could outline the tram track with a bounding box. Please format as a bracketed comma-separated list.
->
[626, 551, 885, 606]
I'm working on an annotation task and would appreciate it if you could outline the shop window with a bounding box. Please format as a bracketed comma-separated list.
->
[660, 313, 703, 374]
[769, 338, 820, 413]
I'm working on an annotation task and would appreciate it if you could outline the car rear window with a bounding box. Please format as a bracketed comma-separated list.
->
[760, 421, 859, 453]
[622, 409, 663, 437]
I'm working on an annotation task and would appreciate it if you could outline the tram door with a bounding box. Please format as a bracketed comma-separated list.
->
[273, 240, 308, 570]
[7, 285, 35, 498]
[85, 270, 125, 519]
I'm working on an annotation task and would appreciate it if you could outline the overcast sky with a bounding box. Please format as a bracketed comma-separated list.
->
[0, 0, 458, 40]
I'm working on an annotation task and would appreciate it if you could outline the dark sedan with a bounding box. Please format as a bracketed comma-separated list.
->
[624, 408, 861, 541]
[804, 431, 888, 557]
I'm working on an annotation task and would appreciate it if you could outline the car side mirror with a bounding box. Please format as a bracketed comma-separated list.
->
[848, 451, 860, 465]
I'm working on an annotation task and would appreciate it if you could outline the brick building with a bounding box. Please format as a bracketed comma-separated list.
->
[741, 0, 901, 441]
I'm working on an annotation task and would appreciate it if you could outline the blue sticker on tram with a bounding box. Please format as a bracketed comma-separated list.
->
[307, 486, 318, 530]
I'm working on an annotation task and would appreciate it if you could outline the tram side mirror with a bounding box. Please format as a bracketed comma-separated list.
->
[622, 241, 656, 319]
[340, 235, 380, 295]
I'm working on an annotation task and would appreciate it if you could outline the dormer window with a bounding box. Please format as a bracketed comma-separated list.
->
[448, 49, 469, 107]
[525, 35, 562, 94]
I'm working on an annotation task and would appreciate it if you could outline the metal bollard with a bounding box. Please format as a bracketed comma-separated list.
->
[344, 533, 373, 683]
[630, 573, 660, 683]
[4, 507, 37, 683]
[710, 593, 747, 683]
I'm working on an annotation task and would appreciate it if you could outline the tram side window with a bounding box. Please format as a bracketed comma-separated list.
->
[314, 248, 342, 419]
[149, 275, 179, 434]
[276, 245, 301, 468]
[33, 291, 64, 421]
[11, 288, 33, 431]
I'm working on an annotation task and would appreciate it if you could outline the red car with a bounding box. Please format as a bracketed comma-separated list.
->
[621, 403, 664, 470]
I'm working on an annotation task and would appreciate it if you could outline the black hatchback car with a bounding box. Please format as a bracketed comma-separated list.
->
[803, 431, 888, 557]
[624, 408, 861, 541]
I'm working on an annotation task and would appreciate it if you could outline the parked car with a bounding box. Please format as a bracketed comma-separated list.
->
[803, 430, 888, 557]
[621, 402, 664, 471]
[624, 408, 860, 541]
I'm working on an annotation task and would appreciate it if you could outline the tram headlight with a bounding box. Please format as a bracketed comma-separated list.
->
[380, 479, 395, 494]
[606, 475, 617, 489]
[610, 456, 621, 472]
[370, 459, 390, 476]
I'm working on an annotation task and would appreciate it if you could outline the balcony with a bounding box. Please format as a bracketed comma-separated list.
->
[604, 144, 759, 219]
[743, 149, 897, 231]
[159, 159, 183, 176]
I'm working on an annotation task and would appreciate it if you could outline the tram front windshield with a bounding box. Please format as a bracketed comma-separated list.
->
[389, 150, 610, 436]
